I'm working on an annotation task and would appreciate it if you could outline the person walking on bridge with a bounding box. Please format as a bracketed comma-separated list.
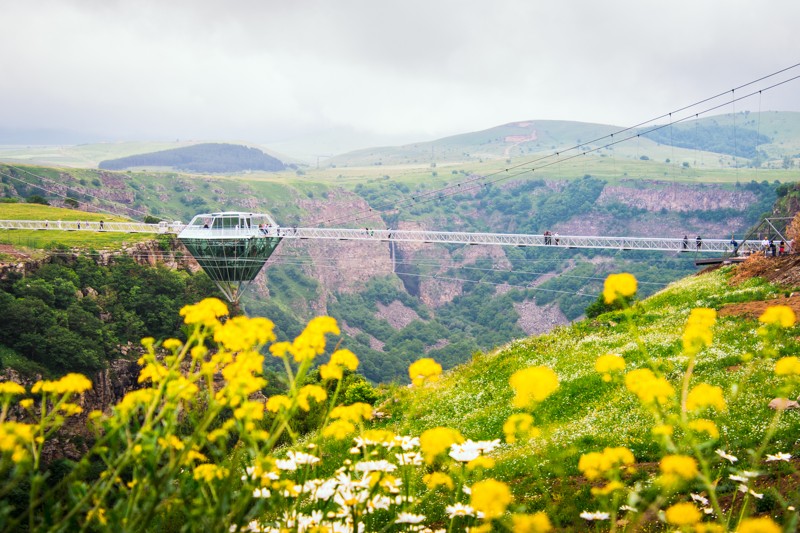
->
[696, 236, 702, 250]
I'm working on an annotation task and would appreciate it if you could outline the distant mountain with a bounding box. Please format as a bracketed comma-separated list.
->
[98, 143, 286, 173]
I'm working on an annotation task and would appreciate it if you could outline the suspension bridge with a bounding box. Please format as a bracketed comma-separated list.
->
[0, 213, 771, 302]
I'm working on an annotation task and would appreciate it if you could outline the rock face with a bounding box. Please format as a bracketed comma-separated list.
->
[514, 300, 569, 335]
[597, 181, 757, 212]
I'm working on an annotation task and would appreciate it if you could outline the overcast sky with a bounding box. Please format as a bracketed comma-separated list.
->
[1, 0, 798, 154]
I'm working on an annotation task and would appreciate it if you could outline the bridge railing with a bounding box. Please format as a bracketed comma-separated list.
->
[0, 219, 767, 254]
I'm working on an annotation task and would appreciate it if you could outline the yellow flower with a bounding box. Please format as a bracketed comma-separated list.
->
[193, 464, 229, 483]
[19, 399, 33, 409]
[291, 316, 340, 362]
[419, 427, 464, 463]
[179, 298, 228, 326]
[297, 385, 327, 411]
[603, 272, 637, 304]
[86, 507, 108, 526]
[652, 424, 674, 437]
[595, 354, 625, 382]
[687, 419, 719, 439]
[157, 435, 185, 451]
[737, 517, 782, 533]
[59, 403, 83, 416]
[32, 373, 92, 395]
[0, 382, 26, 396]
[330, 402, 373, 423]
[511, 512, 552, 533]
[578, 447, 635, 480]
[759, 305, 796, 328]
[625, 368, 674, 405]
[590, 480, 624, 496]
[509, 366, 559, 408]
[686, 383, 726, 412]
[694, 524, 724, 533]
[214, 316, 275, 352]
[423, 472, 454, 490]
[664, 502, 701, 526]
[0, 421, 35, 462]
[682, 308, 716, 354]
[503, 413, 540, 444]
[775, 356, 800, 376]
[361, 429, 396, 445]
[234, 400, 265, 421]
[659, 455, 698, 487]
[266, 395, 292, 413]
[408, 358, 443, 386]
[320, 349, 360, 380]
[467, 456, 496, 471]
[471, 479, 512, 519]
[322, 419, 356, 440]
[162, 338, 183, 351]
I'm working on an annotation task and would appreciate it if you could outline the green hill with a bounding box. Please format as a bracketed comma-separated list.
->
[98, 143, 286, 173]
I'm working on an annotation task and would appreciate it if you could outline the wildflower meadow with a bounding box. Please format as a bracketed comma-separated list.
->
[1, 268, 799, 532]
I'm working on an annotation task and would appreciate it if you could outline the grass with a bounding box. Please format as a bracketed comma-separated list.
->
[0, 204, 155, 251]
[371, 265, 799, 508]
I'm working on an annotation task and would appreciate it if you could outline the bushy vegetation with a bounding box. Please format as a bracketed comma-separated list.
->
[99, 143, 286, 173]
[0, 257, 220, 376]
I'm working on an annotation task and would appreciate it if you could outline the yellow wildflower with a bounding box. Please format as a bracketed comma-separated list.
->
[179, 298, 228, 326]
[467, 456, 496, 471]
[234, 400, 265, 421]
[297, 385, 327, 411]
[165, 376, 199, 402]
[158, 435, 185, 451]
[419, 427, 464, 463]
[32, 373, 92, 395]
[503, 413, 540, 444]
[664, 502, 701, 526]
[686, 383, 726, 412]
[509, 366, 559, 408]
[0, 382, 25, 396]
[652, 424, 674, 437]
[511, 512, 552, 533]
[687, 419, 719, 439]
[19, 399, 33, 409]
[86, 507, 108, 526]
[115, 389, 158, 418]
[162, 338, 183, 351]
[322, 420, 356, 440]
[590, 480, 624, 496]
[775, 356, 800, 376]
[329, 402, 373, 423]
[737, 517, 782, 533]
[0, 421, 35, 462]
[682, 308, 716, 354]
[759, 305, 796, 328]
[603, 272, 637, 304]
[193, 464, 229, 483]
[362, 429, 396, 445]
[595, 354, 625, 381]
[471, 479, 512, 519]
[408, 358, 443, 386]
[291, 316, 340, 362]
[59, 403, 83, 416]
[214, 316, 275, 352]
[578, 447, 635, 481]
[269, 341, 292, 359]
[320, 349, 359, 381]
[266, 395, 292, 413]
[659, 455, 698, 487]
[423, 472, 454, 490]
[694, 524, 724, 533]
[625, 368, 674, 405]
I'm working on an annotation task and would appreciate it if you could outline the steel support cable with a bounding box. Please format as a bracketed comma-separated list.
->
[336, 73, 800, 228]
[325, 69, 800, 228]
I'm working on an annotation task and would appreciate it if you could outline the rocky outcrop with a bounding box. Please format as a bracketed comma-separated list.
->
[597, 181, 757, 212]
[514, 299, 569, 335]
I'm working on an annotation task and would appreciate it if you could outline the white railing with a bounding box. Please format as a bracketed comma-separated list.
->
[0, 219, 760, 254]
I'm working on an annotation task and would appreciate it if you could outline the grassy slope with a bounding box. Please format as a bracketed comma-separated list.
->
[0, 203, 155, 251]
[380, 266, 799, 500]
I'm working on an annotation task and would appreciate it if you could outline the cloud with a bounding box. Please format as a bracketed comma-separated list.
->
[1, 0, 798, 151]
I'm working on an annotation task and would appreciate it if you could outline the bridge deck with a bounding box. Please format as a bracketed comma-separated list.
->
[0, 219, 760, 254]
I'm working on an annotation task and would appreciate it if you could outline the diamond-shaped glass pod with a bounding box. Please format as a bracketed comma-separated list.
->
[178, 212, 283, 303]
